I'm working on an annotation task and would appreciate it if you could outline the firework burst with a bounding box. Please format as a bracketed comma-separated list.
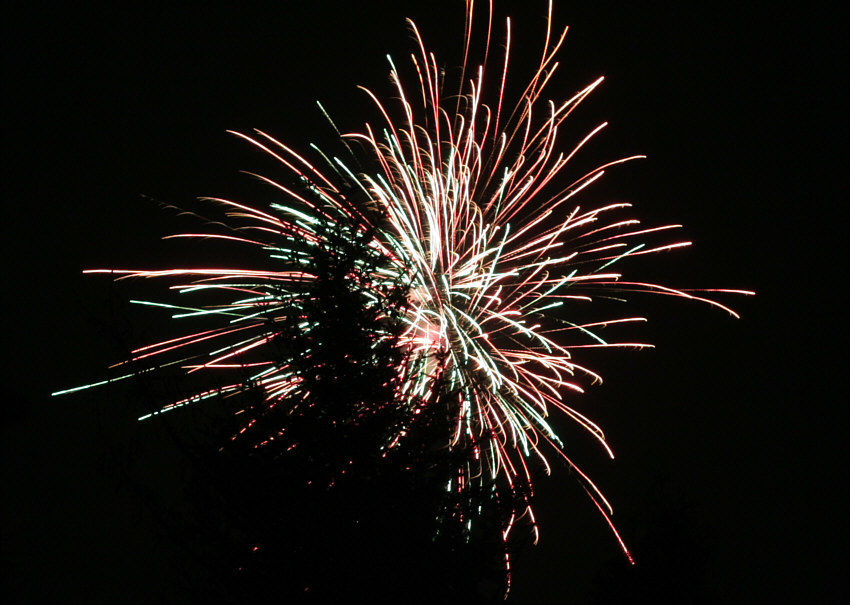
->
[55, 0, 751, 591]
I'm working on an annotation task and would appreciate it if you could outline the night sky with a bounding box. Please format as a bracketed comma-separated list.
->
[3, 1, 845, 603]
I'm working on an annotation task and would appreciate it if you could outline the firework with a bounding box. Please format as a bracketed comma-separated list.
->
[54, 0, 751, 591]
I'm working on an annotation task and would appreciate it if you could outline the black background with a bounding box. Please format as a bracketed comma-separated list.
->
[3, 1, 845, 602]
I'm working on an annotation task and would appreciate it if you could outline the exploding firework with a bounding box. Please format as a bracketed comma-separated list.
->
[54, 0, 751, 591]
